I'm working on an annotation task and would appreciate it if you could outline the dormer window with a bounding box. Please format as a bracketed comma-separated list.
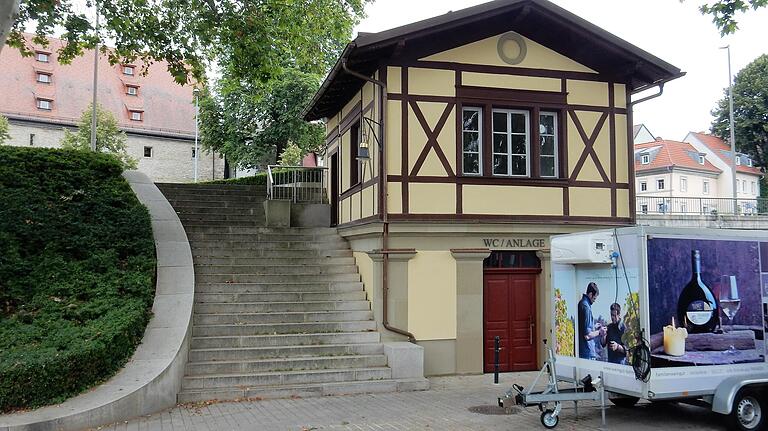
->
[698, 154, 705, 165]
[123, 66, 135, 76]
[736, 156, 741, 166]
[126, 86, 138, 96]
[36, 52, 49, 63]
[130, 111, 142, 121]
[747, 158, 753, 167]
[641, 154, 650, 165]
[36, 73, 51, 84]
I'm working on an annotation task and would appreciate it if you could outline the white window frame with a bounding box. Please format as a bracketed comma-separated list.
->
[680, 176, 687, 192]
[752, 181, 756, 194]
[461, 107, 482, 176]
[36, 73, 51, 83]
[492, 108, 530, 177]
[657, 178, 665, 190]
[736, 156, 741, 166]
[123, 66, 135, 76]
[539, 111, 558, 178]
[126, 86, 138, 96]
[698, 154, 705, 165]
[36, 52, 49, 63]
[130, 111, 142, 121]
[640, 204, 648, 214]
[741, 179, 746, 193]
[640, 181, 647, 192]
[748, 158, 753, 167]
[703, 180, 710, 195]
[641, 154, 650, 164]
[36, 99, 52, 110]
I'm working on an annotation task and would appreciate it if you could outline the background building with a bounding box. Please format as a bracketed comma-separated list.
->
[0, 35, 224, 182]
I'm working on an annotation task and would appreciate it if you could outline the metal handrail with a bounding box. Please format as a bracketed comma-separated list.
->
[636, 196, 768, 216]
[266, 165, 328, 204]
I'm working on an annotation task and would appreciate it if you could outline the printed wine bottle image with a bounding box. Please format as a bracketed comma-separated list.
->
[676, 250, 718, 333]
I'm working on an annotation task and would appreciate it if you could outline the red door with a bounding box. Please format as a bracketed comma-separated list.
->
[483, 272, 537, 372]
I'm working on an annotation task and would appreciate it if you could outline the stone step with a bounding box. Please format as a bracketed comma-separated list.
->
[194, 273, 360, 284]
[167, 199, 267, 209]
[188, 343, 384, 362]
[194, 290, 367, 304]
[193, 310, 373, 325]
[191, 249, 352, 259]
[181, 226, 338, 235]
[190, 240, 349, 251]
[186, 232, 342, 242]
[181, 367, 392, 390]
[185, 354, 387, 376]
[175, 207, 264, 216]
[190, 331, 380, 349]
[194, 281, 364, 294]
[192, 256, 356, 266]
[193, 264, 359, 276]
[157, 183, 266, 192]
[165, 193, 266, 202]
[194, 300, 369, 314]
[176, 378, 430, 403]
[192, 320, 377, 336]
[179, 216, 264, 224]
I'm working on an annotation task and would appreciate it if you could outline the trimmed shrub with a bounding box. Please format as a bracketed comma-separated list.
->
[201, 172, 268, 185]
[0, 147, 155, 411]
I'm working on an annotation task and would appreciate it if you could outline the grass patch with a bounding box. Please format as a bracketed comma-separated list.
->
[0, 147, 156, 412]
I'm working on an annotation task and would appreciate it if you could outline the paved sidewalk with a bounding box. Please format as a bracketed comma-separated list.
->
[100, 373, 726, 431]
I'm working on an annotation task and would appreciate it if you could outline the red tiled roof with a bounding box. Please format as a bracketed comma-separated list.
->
[0, 34, 195, 136]
[635, 140, 721, 173]
[688, 132, 762, 175]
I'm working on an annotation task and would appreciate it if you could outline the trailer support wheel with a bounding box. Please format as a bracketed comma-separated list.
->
[730, 388, 765, 431]
[540, 409, 559, 429]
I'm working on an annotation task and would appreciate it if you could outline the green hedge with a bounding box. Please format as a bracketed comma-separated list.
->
[0, 147, 155, 412]
[201, 172, 268, 185]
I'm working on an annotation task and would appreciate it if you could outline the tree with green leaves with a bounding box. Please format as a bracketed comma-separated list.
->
[200, 68, 325, 169]
[2, 0, 368, 85]
[62, 104, 137, 169]
[711, 54, 768, 169]
[698, 0, 768, 35]
[0, 114, 9, 145]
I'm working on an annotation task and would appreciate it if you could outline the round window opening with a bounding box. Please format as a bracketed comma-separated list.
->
[497, 32, 527, 65]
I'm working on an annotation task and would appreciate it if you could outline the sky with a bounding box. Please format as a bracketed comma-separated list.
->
[353, 0, 768, 142]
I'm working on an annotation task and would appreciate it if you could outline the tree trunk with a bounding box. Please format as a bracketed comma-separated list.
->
[0, 0, 20, 55]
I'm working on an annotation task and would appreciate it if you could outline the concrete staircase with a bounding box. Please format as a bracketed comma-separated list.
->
[156, 183, 427, 403]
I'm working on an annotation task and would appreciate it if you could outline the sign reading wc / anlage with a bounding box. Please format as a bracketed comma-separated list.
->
[482, 238, 547, 249]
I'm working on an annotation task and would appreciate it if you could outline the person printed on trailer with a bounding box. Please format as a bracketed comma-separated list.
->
[578, 282, 605, 360]
[601, 302, 627, 364]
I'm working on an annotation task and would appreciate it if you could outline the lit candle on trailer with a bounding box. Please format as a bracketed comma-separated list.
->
[663, 317, 688, 356]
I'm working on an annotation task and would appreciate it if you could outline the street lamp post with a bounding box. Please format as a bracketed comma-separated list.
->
[194, 87, 200, 183]
[90, 2, 99, 152]
[720, 45, 738, 212]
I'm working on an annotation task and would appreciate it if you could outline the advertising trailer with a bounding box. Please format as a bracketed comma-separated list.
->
[550, 226, 768, 430]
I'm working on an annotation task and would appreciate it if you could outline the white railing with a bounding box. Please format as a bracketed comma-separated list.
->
[266, 165, 328, 204]
[636, 196, 768, 216]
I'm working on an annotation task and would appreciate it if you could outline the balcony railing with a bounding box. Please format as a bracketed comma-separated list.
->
[266, 165, 328, 204]
[636, 196, 768, 216]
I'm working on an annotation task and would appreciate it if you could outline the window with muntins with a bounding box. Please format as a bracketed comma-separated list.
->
[640, 181, 647, 192]
[37, 73, 51, 83]
[492, 109, 529, 176]
[703, 181, 710, 194]
[123, 66, 134, 75]
[641, 154, 649, 164]
[680, 177, 687, 192]
[539, 112, 558, 177]
[36, 52, 49, 62]
[349, 121, 360, 185]
[698, 154, 705, 165]
[130, 111, 142, 121]
[36, 99, 51, 110]
[657, 179, 665, 190]
[127, 86, 138, 96]
[461, 107, 482, 175]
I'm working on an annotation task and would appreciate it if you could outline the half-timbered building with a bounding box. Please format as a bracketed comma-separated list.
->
[304, 0, 683, 376]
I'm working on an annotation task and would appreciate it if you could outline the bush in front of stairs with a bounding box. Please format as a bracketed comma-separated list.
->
[0, 146, 156, 412]
[201, 172, 268, 185]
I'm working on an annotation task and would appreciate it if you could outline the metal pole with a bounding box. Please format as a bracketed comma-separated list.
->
[194, 89, 199, 183]
[722, 45, 738, 210]
[90, 2, 99, 151]
[494, 336, 500, 385]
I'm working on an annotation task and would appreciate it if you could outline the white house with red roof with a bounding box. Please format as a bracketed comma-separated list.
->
[683, 132, 762, 200]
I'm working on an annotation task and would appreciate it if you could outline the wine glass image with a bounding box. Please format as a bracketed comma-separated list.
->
[719, 275, 740, 355]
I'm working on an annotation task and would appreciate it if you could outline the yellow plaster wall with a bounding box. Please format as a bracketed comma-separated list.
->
[408, 251, 457, 340]
[566, 80, 609, 107]
[568, 110, 607, 182]
[340, 197, 351, 224]
[463, 185, 563, 215]
[340, 130, 350, 192]
[569, 187, 611, 217]
[326, 114, 339, 134]
[387, 66, 402, 94]
[353, 251, 375, 309]
[592, 117, 611, 178]
[462, 72, 561, 92]
[362, 81, 375, 111]
[362, 184, 376, 218]
[615, 114, 629, 183]
[421, 33, 596, 74]
[387, 100, 402, 176]
[408, 67, 455, 97]
[341, 93, 361, 119]
[409, 183, 455, 214]
[387, 182, 402, 214]
[617, 189, 630, 218]
[614, 84, 627, 109]
[350, 192, 361, 221]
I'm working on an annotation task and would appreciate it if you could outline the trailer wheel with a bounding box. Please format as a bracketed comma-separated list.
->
[609, 396, 639, 408]
[540, 409, 559, 429]
[729, 388, 765, 431]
